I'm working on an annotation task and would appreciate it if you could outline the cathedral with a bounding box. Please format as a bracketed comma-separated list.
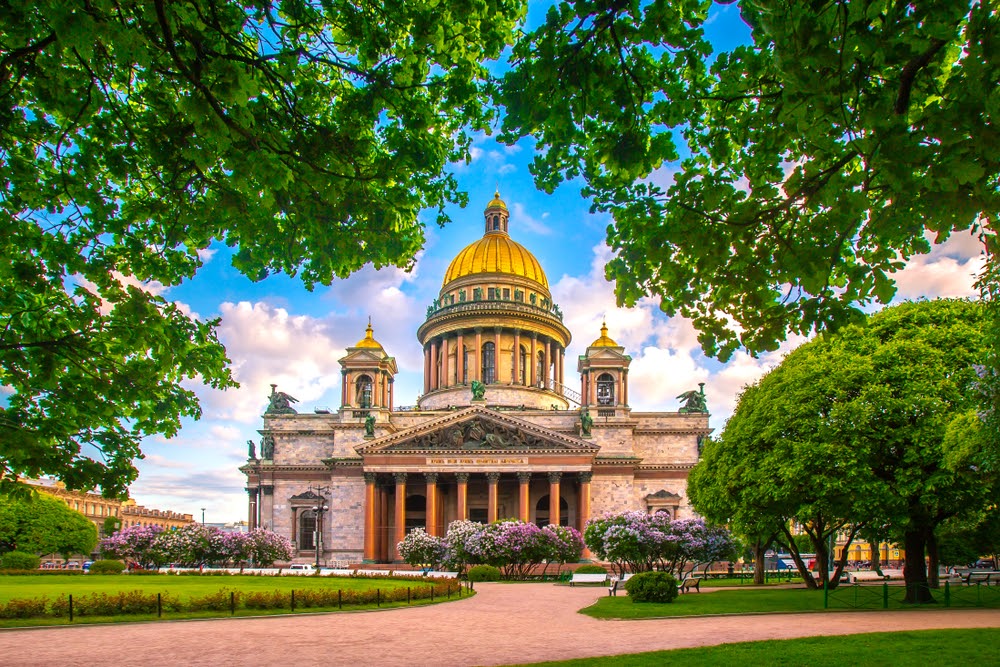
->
[241, 193, 710, 564]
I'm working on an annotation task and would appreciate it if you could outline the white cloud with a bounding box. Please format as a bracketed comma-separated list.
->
[511, 202, 554, 236]
[892, 231, 985, 300]
[197, 247, 217, 263]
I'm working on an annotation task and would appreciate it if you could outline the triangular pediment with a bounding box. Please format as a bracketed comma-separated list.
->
[357, 405, 598, 454]
[289, 490, 325, 501]
[339, 348, 386, 364]
[586, 347, 627, 360]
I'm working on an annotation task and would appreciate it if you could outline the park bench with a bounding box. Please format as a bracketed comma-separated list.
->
[607, 573, 633, 596]
[679, 576, 701, 593]
[962, 571, 995, 585]
[569, 572, 608, 586]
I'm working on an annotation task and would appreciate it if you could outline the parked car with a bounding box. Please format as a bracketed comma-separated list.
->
[82, 561, 94, 571]
[972, 559, 996, 570]
[62, 561, 82, 570]
[288, 563, 315, 571]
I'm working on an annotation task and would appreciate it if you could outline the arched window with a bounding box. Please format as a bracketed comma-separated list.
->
[519, 346, 527, 385]
[299, 510, 317, 550]
[481, 342, 495, 384]
[492, 215, 500, 231]
[536, 351, 545, 387]
[535, 495, 570, 527]
[597, 373, 615, 406]
[463, 346, 470, 384]
[355, 375, 373, 408]
[511, 345, 527, 385]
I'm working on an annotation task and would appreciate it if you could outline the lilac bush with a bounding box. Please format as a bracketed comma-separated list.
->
[99, 525, 164, 568]
[465, 520, 551, 580]
[442, 520, 484, 574]
[540, 524, 584, 568]
[397, 528, 448, 570]
[100, 524, 291, 568]
[584, 513, 735, 577]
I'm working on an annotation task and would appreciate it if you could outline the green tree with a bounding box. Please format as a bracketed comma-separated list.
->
[696, 299, 994, 602]
[500, 0, 998, 360]
[0, 492, 98, 558]
[1, 0, 524, 496]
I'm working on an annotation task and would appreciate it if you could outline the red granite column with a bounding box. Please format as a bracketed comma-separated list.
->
[548, 471, 562, 526]
[517, 472, 531, 523]
[363, 472, 377, 562]
[393, 472, 407, 561]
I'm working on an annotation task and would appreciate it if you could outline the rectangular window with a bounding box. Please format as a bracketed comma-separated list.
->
[503, 288, 510, 300]
[488, 288, 496, 300]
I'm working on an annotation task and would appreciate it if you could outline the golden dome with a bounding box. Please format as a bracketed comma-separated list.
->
[442, 233, 548, 289]
[590, 321, 618, 347]
[354, 322, 383, 349]
[485, 190, 508, 211]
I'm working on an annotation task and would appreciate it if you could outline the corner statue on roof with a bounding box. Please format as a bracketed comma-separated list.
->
[266, 384, 299, 415]
[240, 192, 711, 565]
[678, 383, 708, 414]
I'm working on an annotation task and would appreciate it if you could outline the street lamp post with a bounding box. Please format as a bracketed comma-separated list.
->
[201, 508, 206, 525]
[312, 502, 329, 572]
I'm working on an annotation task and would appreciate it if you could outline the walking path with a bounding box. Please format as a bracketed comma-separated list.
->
[2, 583, 998, 666]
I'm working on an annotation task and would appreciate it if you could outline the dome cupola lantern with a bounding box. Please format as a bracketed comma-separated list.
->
[484, 190, 510, 235]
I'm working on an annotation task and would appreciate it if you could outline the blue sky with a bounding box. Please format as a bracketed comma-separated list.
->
[113, 3, 987, 522]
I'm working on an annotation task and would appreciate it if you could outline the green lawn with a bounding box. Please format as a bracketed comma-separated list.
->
[582, 585, 994, 619]
[0, 573, 417, 603]
[0, 574, 469, 627]
[514, 629, 1000, 666]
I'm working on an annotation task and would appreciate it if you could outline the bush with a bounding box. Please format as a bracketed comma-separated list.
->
[623, 571, 678, 603]
[0, 597, 48, 619]
[573, 564, 608, 575]
[88, 559, 126, 574]
[1, 551, 41, 570]
[467, 565, 501, 582]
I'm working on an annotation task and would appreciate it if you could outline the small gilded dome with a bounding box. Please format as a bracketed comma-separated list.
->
[354, 322, 383, 349]
[443, 234, 548, 289]
[590, 321, 618, 347]
[485, 190, 507, 211]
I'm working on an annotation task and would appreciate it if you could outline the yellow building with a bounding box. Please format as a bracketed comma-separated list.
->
[24, 478, 194, 537]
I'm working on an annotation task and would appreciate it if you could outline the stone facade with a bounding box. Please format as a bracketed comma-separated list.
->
[241, 194, 710, 564]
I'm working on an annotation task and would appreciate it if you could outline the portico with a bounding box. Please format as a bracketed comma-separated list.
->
[356, 404, 598, 561]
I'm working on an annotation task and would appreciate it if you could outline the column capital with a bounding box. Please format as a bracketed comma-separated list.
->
[578, 471, 593, 484]
[393, 472, 408, 485]
[455, 472, 471, 483]
[424, 472, 439, 484]
[517, 471, 532, 484]
[486, 471, 502, 483]
[245, 487, 259, 497]
[363, 472, 378, 484]
[548, 471, 563, 484]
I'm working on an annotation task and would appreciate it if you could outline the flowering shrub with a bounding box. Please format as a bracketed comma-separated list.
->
[584, 513, 735, 577]
[397, 528, 448, 570]
[99, 525, 165, 568]
[540, 524, 584, 567]
[0, 597, 47, 619]
[442, 520, 485, 574]
[465, 520, 550, 580]
[99, 525, 291, 568]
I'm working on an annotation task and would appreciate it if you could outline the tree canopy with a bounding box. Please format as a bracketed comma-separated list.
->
[3, 0, 996, 496]
[0, 0, 524, 495]
[691, 299, 995, 601]
[500, 0, 998, 359]
[0, 492, 98, 558]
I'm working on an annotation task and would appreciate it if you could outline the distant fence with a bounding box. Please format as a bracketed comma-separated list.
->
[825, 581, 1000, 610]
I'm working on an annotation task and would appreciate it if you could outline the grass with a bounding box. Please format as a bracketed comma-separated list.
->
[514, 629, 1000, 666]
[582, 585, 995, 619]
[0, 574, 471, 627]
[0, 573, 417, 603]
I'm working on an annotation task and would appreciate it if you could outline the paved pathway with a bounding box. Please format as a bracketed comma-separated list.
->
[2, 584, 998, 666]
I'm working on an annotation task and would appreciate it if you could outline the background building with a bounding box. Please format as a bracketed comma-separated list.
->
[25, 478, 194, 537]
[241, 194, 710, 564]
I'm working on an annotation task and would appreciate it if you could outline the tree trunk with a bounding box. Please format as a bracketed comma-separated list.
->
[870, 541, 882, 574]
[927, 532, 940, 588]
[903, 529, 935, 604]
[753, 543, 766, 585]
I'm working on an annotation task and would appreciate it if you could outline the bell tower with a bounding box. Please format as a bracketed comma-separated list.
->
[578, 321, 631, 410]
[338, 321, 398, 411]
